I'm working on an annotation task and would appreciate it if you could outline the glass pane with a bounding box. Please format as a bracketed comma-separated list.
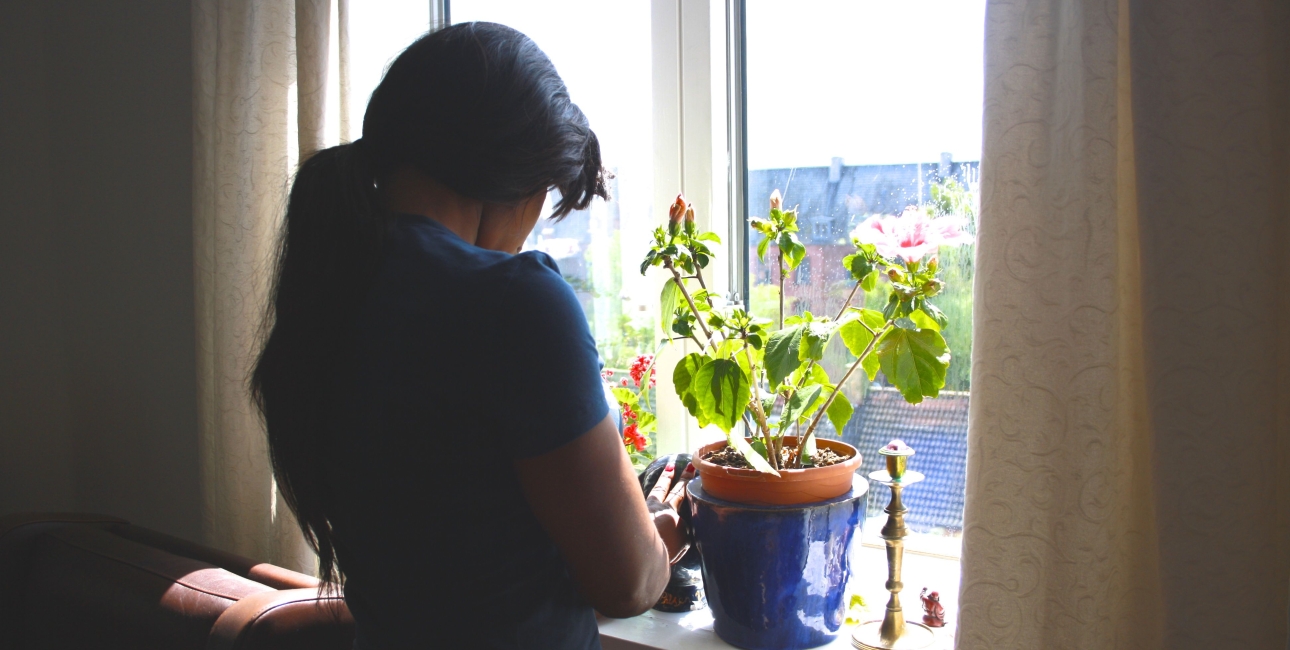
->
[450, 2, 656, 374]
[745, 0, 985, 557]
[348, 2, 432, 116]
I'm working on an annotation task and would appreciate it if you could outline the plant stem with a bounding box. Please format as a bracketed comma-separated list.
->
[799, 324, 892, 446]
[742, 344, 778, 470]
[689, 250, 717, 310]
[834, 280, 862, 321]
[663, 259, 713, 344]
[778, 255, 786, 329]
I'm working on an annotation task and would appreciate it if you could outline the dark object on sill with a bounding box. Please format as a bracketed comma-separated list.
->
[638, 453, 705, 613]
[0, 512, 355, 650]
[920, 587, 946, 628]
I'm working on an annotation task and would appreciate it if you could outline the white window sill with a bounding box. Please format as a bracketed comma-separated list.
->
[598, 546, 960, 650]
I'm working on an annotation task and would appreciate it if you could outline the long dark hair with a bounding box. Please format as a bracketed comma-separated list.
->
[250, 22, 609, 586]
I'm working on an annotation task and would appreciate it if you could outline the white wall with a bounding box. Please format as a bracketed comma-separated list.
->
[0, 0, 201, 542]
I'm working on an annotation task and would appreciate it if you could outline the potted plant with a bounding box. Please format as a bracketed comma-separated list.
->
[638, 191, 970, 649]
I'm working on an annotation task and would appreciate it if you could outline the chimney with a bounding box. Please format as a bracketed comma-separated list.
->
[829, 157, 844, 183]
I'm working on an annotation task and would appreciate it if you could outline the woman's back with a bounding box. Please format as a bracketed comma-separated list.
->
[326, 215, 607, 648]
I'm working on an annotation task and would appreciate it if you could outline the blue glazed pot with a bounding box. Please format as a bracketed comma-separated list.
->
[687, 475, 868, 650]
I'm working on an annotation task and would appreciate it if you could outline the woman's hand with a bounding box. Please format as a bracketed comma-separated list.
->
[645, 459, 696, 564]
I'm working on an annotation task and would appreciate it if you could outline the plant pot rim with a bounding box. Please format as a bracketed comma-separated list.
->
[692, 437, 862, 480]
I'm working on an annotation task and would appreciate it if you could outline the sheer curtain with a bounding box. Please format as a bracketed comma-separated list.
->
[191, 0, 350, 573]
[960, 0, 1288, 647]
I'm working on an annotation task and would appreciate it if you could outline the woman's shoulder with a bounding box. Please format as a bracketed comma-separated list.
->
[388, 216, 577, 312]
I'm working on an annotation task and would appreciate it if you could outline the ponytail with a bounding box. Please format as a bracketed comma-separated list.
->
[250, 139, 384, 587]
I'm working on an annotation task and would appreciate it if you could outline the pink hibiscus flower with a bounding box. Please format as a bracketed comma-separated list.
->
[850, 207, 973, 263]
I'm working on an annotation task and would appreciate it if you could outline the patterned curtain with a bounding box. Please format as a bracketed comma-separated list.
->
[960, 0, 1289, 647]
[191, 0, 350, 573]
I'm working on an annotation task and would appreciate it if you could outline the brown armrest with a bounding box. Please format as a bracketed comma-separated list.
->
[208, 588, 354, 650]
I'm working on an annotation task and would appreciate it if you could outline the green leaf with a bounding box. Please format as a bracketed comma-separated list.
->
[757, 235, 771, 261]
[861, 269, 879, 292]
[919, 301, 948, 330]
[877, 327, 950, 404]
[798, 321, 833, 362]
[842, 252, 875, 282]
[764, 324, 806, 388]
[696, 231, 722, 243]
[694, 359, 751, 433]
[825, 393, 853, 434]
[749, 437, 768, 459]
[640, 250, 657, 276]
[779, 384, 824, 432]
[839, 319, 877, 358]
[908, 308, 940, 331]
[800, 433, 817, 466]
[660, 279, 682, 335]
[611, 387, 639, 406]
[636, 411, 657, 434]
[779, 232, 806, 269]
[727, 432, 780, 476]
[792, 362, 832, 388]
[673, 353, 709, 423]
[839, 311, 886, 381]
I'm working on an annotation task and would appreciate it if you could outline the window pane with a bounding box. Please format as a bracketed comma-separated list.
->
[745, 0, 985, 556]
[348, 2, 432, 115]
[450, 2, 656, 373]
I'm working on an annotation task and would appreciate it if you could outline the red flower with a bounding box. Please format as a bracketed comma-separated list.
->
[624, 424, 647, 451]
[629, 354, 654, 388]
[600, 369, 614, 380]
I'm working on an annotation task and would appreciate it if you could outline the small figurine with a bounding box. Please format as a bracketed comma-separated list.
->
[920, 587, 945, 628]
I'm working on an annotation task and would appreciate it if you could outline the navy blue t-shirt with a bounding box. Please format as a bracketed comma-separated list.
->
[326, 214, 608, 649]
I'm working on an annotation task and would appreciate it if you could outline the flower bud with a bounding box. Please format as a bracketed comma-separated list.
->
[887, 268, 903, 282]
[669, 194, 687, 224]
[769, 189, 783, 211]
[685, 205, 695, 224]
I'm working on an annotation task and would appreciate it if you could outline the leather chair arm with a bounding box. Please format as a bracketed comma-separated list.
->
[208, 588, 354, 650]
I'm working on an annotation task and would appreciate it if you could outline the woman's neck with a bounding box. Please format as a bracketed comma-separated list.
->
[383, 167, 482, 244]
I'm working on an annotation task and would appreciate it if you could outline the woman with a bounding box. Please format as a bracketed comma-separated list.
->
[251, 22, 691, 649]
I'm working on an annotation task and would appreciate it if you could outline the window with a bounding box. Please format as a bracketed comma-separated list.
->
[743, 0, 984, 558]
[445, 0, 985, 560]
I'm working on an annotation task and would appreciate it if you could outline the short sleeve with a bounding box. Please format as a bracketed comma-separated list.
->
[487, 253, 610, 458]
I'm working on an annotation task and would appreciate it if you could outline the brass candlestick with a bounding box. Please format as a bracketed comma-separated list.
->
[852, 451, 935, 650]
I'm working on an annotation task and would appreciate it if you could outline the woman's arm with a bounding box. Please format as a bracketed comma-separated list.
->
[513, 415, 676, 618]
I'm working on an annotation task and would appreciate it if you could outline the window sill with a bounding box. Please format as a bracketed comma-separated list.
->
[598, 546, 960, 650]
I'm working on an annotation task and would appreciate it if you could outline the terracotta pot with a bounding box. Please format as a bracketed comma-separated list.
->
[692, 437, 863, 506]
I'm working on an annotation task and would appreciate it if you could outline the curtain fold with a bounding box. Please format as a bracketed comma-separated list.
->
[961, 0, 1289, 647]
[192, 0, 344, 574]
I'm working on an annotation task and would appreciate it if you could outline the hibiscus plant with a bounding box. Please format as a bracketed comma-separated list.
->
[638, 191, 972, 474]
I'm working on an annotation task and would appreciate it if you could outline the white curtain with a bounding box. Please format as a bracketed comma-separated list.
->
[960, 0, 1289, 647]
[192, 0, 350, 573]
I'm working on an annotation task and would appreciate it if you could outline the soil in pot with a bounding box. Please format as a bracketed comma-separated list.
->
[702, 444, 851, 469]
